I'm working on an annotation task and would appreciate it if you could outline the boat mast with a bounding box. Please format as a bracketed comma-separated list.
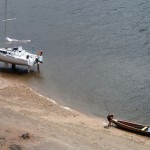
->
[4, 0, 7, 48]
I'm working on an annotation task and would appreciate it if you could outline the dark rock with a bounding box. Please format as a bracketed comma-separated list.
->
[21, 133, 30, 139]
[0, 137, 6, 140]
[9, 144, 21, 150]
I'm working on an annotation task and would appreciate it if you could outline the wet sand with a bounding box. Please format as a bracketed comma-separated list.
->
[0, 77, 150, 150]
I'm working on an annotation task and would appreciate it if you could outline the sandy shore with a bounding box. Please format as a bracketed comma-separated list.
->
[0, 77, 150, 150]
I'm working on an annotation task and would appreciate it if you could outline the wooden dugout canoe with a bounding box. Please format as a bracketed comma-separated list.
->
[112, 119, 150, 136]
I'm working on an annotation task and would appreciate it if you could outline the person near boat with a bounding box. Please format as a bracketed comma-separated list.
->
[107, 114, 114, 127]
[37, 51, 43, 63]
[38, 51, 43, 63]
[35, 51, 43, 64]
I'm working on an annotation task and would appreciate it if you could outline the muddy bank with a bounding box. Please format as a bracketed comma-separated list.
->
[0, 78, 150, 150]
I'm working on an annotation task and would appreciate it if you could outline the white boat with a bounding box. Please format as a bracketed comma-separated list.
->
[0, 0, 43, 72]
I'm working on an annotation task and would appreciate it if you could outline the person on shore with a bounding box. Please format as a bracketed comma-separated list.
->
[107, 114, 114, 127]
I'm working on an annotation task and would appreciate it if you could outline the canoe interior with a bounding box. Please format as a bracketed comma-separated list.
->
[112, 119, 150, 136]
[117, 120, 145, 129]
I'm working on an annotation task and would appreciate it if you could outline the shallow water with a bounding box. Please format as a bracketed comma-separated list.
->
[0, 0, 150, 124]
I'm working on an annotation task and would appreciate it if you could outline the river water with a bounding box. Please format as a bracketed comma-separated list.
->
[0, 0, 150, 124]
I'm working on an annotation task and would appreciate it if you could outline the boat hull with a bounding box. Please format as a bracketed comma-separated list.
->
[0, 54, 29, 66]
[112, 119, 150, 136]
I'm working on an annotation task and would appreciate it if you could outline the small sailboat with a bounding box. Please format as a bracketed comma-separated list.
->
[112, 118, 150, 136]
[0, 0, 43, 72]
